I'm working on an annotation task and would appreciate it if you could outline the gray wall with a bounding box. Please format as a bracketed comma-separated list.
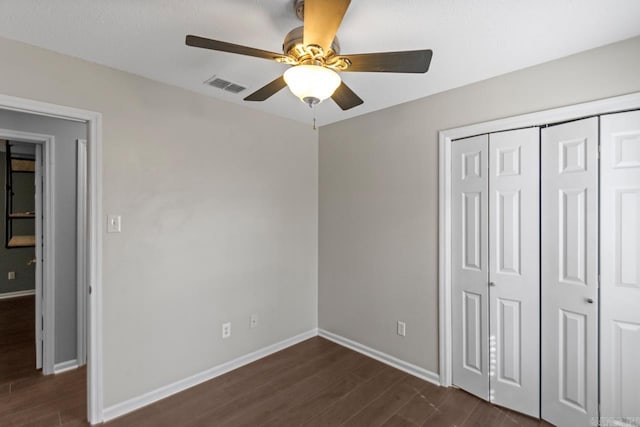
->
[319, 36, 640, 374]
[0, 142, 36, 295]
[0, 36, 318, 407]
[0, 111, 86, 364]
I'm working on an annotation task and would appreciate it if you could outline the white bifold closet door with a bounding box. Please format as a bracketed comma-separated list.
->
[488, 128, 540, 417]
[600, 110, 640, 424]
[541, 117, 599, 426]
[452, 134, 490, 400]
[452, 129, 539, 416]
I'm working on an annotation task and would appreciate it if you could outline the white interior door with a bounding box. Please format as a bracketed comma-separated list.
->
[452, 134, 490, 400]
[541, 117, 599, 426]
[488, 128, 540, 417]
[34, 143, 43, 370]
[600, 110, 640, 424]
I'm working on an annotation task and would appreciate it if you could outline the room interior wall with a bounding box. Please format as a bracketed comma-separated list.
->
[318, 35, 640, 375]
[0, 112, 87, 365]
[0, 142, 36, 296]
[0, 36, 318, 407]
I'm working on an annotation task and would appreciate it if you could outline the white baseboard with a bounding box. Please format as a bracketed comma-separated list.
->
[102, 328, 318, 422]
[318, 329, 440, 386]
[0, 289, 35, 300]
[54, 359, 79, 374]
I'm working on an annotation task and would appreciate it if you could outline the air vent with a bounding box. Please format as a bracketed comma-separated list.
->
[204, 75, 247, 94]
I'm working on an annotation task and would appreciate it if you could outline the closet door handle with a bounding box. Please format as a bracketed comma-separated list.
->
[489, 282, 496, 287]
[585, 298, 594, 304]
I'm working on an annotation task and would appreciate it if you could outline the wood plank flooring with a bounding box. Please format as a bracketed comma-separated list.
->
[0, 295, 38, 384]
[1, 297, 552, 426]
[0, 295, 88, 426]
[106, 337, 551, 427]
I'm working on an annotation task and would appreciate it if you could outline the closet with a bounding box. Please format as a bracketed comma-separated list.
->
[450, 109, 640, 426]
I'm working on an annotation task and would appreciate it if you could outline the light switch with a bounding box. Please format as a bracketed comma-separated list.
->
[107, 215, 122, 233]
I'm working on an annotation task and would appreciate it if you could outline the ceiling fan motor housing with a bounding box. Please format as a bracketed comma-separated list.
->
[283, 26, 341, 60]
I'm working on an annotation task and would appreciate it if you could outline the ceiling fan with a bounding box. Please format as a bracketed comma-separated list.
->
[185, 0, 433, 111]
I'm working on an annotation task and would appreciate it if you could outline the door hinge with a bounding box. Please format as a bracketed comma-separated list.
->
[89, 286, 92, 295]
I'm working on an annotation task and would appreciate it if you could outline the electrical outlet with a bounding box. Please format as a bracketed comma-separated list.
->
[8, 272, 15, 280]
[222, 322, 231, 339]
[250, 314, 258, 328]
[397, 321, 406, 337]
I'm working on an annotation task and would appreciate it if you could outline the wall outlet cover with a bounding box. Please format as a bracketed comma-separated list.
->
[8, 271, 16, 280]
[222, 322, 231, 339]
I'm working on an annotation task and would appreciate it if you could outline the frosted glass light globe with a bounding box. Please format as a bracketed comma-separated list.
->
[283, 65, 341, 106]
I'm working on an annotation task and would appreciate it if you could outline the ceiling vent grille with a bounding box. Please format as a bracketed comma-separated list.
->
[204, 76, 247, 94]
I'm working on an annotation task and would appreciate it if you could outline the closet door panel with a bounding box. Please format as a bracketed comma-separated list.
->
[601, 110, 640, 424]
[452, 135, 490, 399]
[541, 117, 599, 427]
[489, 128, 540, 417]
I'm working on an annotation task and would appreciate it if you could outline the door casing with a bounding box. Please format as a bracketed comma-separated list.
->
[0, 94, 104, 425]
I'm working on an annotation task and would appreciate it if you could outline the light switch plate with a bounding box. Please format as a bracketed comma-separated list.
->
[397, 321, 406, 337]
[107, 215, 122, 233]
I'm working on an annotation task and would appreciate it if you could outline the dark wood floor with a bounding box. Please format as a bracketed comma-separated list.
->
[0, 295, 88, 427]
[106, 337, 551, 427]
[0, 295, 38, 384]
[1, 297, 551, 426]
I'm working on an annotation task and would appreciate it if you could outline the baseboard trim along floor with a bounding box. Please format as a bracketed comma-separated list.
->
[54, 359, 80, 374]
[0, 290, 36, 300]
[318, 328, 440, 386]
[103, 327, 441, 421]
[102, 328, 318, 422]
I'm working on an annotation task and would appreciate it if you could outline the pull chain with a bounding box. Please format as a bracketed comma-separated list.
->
[312, 103, 317, 130]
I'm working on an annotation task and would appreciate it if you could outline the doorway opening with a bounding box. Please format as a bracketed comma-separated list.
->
[0, 94, 103, 424]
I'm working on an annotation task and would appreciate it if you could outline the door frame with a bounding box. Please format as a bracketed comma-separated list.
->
[0, 94, 103, 424]
[438, 91, 640, 388]
[77, 138, 88, 367]
[0, 129, 54, 374]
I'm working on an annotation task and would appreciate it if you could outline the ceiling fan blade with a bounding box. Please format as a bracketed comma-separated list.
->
[339, 49, 433, 73]
[303, 0, 351, 53]
[186, 35, 287, 62]
[331, 81, 363, 111]
[244, 76, 287, 102]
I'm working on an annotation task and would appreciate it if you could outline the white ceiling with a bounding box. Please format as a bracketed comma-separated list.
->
[0, 0, 639, 126]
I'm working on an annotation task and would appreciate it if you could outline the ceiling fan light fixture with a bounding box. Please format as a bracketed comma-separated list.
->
[283, 65, 341, 106]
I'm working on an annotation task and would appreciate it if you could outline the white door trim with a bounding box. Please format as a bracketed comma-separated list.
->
[0, 93, 104, 424]
[76, 139, 88, 367]
[0, 128, 55, 375]
[438, 91, 640, 388]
